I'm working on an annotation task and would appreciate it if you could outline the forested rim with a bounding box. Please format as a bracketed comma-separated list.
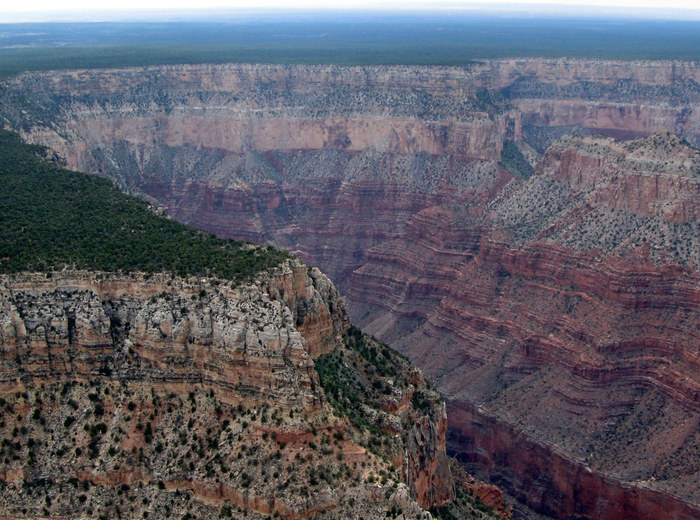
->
[0, 16, 699, 78]
[0, 128, 290, 280]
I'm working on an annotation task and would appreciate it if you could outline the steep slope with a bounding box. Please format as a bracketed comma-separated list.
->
[351, 131, 700, 519]
[0, 265, 452, 520]
[0, 130, 465, 520]
[2, 61, 699, 519]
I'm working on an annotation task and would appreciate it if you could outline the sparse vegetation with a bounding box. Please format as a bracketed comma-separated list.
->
[315, 325, 445, 477]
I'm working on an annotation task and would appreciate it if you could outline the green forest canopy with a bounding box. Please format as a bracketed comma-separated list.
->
[0, 128, 290, 281]
[1, 15, 699, 77]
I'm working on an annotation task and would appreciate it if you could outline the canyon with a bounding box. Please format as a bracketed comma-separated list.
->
[2, 58, 699, 519]
[0, 129, 503, 520]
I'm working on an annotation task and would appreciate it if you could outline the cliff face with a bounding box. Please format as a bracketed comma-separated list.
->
[3, 60, 699, 292]
[0, 264, 340, 408]
[0, 262, 454, 519]
[4, 59, 700, 158]
[350, 132, 700, 519]
[314, 326, 455, 510]
[446, 402, 700, 520]
[2, 60, 700, 519]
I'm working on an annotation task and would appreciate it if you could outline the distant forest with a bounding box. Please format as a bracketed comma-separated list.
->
[0, 13, 699, 76]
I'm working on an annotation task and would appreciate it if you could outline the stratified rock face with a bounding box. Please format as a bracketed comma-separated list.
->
[0, 262, 452, 519]
[314, 327, 455, 510]
[0, 263, 343, 408]
[2, 60, 700, 519]
[352, 132, 700, 519]
[2, 60, 699, 292]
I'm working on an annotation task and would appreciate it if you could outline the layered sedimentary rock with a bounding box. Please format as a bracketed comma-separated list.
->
[2, 60, 699, 288]
[352, 132, 700, 519]
[0, 261, 454, 519]
[2, 60, 700, 519]
[3, 59, 700, 157]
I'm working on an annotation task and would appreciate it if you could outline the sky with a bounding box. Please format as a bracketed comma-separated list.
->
[2, 0, 699, 12]
[1, 0, 700, 21]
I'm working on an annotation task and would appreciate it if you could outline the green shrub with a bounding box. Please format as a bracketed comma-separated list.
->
[500, 140, 534, 179]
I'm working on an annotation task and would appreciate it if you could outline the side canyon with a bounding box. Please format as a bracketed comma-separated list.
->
[2, 58, 699, 519]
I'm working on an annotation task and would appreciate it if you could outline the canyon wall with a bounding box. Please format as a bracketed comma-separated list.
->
[0, 262, 454, 519]
[351, 133, 700, 520]
[447, 401, 700, 520]
[2, 59, 699, 519]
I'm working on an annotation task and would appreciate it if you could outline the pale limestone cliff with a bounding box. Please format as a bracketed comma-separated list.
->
[0, 261, 454, 519]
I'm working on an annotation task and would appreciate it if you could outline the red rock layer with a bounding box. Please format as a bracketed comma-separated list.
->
[447, 401, 700, 520]
[349, 136, 700, 518]
[137, 169, 511, 295]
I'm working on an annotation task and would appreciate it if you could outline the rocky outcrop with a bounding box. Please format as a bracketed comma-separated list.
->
[450, 460, 513, 520]
[0, 263, 341, 408]
[314, 327, 455, 510]
[539, 131, 700, 222]
[0, 262, 453, 519]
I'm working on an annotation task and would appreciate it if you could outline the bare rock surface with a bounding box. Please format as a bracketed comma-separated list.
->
[351, 132, 700, 519]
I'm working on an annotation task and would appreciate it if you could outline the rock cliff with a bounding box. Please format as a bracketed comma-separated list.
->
[3, 60, 699, 290]
[0, 261, 457, 519]
[351, 132, 700, 519]
[2, 59, 700, 519]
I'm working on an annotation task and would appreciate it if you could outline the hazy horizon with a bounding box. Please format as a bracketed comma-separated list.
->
[2, 1, 700, 23]
[1, 1, 698, 77]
